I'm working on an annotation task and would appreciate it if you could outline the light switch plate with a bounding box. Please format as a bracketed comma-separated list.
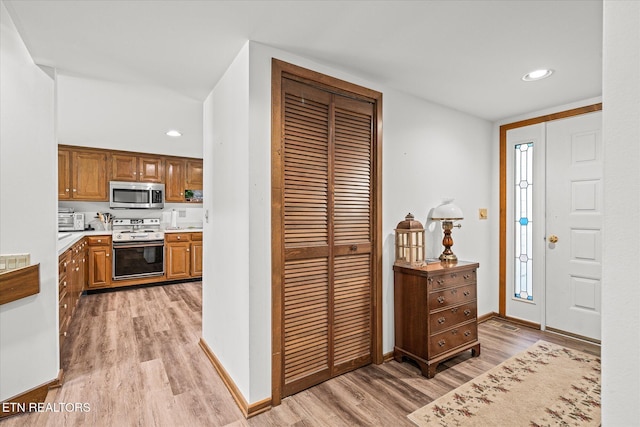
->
[0, 253, 30, 273]
[479, 208, 488, 220]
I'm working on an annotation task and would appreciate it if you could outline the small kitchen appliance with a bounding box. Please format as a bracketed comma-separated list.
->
[58, 208, 85, 231]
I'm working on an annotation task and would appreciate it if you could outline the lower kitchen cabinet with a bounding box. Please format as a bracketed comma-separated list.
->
[165, 232, 202, 280]
[58, 238, 87, 352]
[87, 235, 112, 288]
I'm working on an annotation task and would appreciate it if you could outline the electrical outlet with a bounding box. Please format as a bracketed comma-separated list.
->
[479, 208, 488, 220]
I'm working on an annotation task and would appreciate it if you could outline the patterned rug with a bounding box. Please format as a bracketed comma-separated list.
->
[408, 340, 601, 427]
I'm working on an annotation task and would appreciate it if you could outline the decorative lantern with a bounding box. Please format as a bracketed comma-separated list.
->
[394, 213, 426, 266]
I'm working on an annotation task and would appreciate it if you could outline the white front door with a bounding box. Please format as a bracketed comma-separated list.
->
[545, 111, 603, 340]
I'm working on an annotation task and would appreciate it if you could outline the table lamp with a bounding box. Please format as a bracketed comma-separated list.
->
[431, 198, 464, 262]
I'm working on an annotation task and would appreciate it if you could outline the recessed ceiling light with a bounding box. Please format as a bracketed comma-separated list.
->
[166, 130, 182, 137]
[522, 69, 554, 81]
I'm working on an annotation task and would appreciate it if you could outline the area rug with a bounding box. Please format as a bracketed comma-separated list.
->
[408, 340, 600, 427]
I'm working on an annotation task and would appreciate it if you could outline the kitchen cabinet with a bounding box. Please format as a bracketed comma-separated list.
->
[393, 261, 481, 378]
[58, 149, 71, 199]
[111, 153, 164, 183]
[185, 159, 203, 189]
[58, 148, 109, 201]
[165, 232, 203, 280]
[59, 238, 86, 352]
[87, 235, 112, 288]
[166, 158, 203, 203]
[165, 158, 186, 202]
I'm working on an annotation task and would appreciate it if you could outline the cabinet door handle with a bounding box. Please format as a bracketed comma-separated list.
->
[63, 304, 67, 309]
[63, 331, 67, 337]
[106, 253, 110, 257]
[177, 236, 181, 240]
[464, 309, 471, 316]
[438, 339, 446, 347]
[187, 248, 190, 252]
[437, 296, 445, 304]
[350, 245, 357, 251]
[73, 189, 77, 192]
[437, 317, 446, 324]
[65, 188, 69, 192]
[63, 281, 67, 287]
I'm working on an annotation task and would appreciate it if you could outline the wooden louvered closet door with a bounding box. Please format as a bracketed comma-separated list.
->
[281, 78, 374, 397]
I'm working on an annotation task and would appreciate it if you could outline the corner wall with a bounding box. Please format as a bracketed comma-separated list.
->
[601, 0, 640, 423]
[202, 42, 251, 399]
[0, 1, 58, 401]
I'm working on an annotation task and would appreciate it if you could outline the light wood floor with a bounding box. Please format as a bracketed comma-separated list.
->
[2, 281, 600, 426]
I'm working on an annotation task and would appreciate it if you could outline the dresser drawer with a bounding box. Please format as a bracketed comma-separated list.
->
[429, 302, 477, 334]
[428, 269, 476, 291]
[428, 283, 476, 311]
[429, 321, 478, 358]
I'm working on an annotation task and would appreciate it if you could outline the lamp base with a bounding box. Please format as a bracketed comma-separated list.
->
[439, 253, 458, 262]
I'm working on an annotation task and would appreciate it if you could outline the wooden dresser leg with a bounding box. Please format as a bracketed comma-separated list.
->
[471, 343, 481, 357]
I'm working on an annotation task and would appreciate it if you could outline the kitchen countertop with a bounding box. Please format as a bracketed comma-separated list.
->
[57, 227, 203, 255]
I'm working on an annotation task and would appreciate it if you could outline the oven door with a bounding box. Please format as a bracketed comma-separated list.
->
[112, 240, 164, 280]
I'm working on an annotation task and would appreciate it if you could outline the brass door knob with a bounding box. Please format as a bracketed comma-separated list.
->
[548, 234, 559, 243]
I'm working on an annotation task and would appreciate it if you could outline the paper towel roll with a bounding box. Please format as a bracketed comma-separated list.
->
[170, 210, 178, 228]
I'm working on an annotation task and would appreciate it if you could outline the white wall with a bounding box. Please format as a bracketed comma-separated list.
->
[0, 1, 58, 401]
[203, 41, 495, 404]
[601, 0, 640, 424]
[57, 74, 203, 158]
[202, 42, 251, 399]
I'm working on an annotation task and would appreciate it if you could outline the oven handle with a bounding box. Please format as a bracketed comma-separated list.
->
[112, 240, 164, 249]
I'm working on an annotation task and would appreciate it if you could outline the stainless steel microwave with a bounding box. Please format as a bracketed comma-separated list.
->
[109, 181, 164, 209]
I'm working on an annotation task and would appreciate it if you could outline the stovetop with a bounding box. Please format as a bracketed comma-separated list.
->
[112, 218, 164, 242]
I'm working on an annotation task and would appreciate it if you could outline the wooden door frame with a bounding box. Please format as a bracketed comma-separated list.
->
[271, 59, 383, 405]
[498, 103, 602, 317]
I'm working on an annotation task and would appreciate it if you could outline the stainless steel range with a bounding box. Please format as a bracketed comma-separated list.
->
[112, 218, 165, 280]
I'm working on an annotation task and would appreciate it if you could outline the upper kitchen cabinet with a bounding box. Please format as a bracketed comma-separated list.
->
[58, 148, 72, 199]
[165, 158, 186, 202]
[165, 158, 203, 203]
[72, 150, 108, 200]
[111, 153, 164, 183]
[185, 159, 203, 189]
[58, 146, 108, 201]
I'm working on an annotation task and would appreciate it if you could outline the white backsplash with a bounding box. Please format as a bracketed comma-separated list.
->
[58, 201, 203, 230]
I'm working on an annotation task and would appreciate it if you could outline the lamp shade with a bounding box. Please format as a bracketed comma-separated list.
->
[431, 198, 464, 220]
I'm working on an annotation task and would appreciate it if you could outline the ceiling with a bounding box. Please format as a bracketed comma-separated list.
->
[4, 0, 603, 122]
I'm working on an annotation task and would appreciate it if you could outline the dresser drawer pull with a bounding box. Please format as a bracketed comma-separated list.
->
[451, 329, 459, 335]
[428, 278, 433, 284]
[437, 317, 446, 324]
[437, 279, 445, 285]
[438, 339, 446, 347]
[450, 273, 457, 278]
[451, 307, 459, 313]
[464, 309, 471, 316]
[464, 330, 471, 337]
[450, 289, 458, 294]
[464, 274, 471, 280]
[463, 291, 471, 297]
[437, 296, 445, 304]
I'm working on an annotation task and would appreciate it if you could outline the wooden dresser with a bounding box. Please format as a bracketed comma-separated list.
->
[393, 261, 480, 378]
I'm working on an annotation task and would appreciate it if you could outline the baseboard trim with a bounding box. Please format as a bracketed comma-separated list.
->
[199, 338, 272, 419]
[495, 314, 541, 330]
[0, 377, 58, 419]
[48, 369, 65, 389]
[477, 312, 498, 323]
[382, 351, 394, 362]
